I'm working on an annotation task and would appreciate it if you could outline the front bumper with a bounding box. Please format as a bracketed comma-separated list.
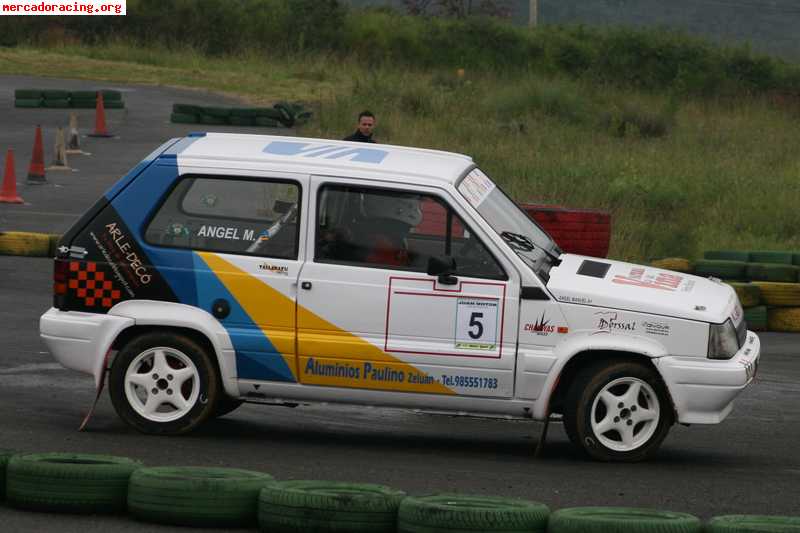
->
[656, 330, 760, 424]
[40, 307, 134, 389]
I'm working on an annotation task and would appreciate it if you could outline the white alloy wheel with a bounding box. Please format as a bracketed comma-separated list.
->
[124, 346, 200, 423]
[590, 377, 661, 453]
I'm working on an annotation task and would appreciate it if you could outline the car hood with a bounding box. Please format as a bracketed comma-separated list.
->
[546, 254, 739, 324]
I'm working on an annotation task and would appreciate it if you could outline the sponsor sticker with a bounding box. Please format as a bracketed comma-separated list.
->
[594, 311, 636, 333]
[458, 169, 496, 208]
[454, 297, 499, 350]
[612, 267, 689, 292]
[643, 320, 670, 337]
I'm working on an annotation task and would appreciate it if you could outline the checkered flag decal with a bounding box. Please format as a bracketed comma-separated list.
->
[68, 261, 122, 309]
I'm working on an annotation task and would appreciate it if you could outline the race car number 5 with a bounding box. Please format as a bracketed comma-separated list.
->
[455, 297, 498, 350]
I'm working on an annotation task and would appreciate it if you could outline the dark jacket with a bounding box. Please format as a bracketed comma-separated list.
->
[343, 130, 375, 143]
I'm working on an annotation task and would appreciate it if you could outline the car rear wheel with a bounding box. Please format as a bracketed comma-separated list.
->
[109, 332, 218, 435]
[563, 360, 673, 462]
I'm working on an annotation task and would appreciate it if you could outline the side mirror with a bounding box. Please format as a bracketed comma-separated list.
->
[427, 256, 458, 285]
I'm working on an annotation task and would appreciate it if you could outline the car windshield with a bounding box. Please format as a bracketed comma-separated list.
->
[457, 168, 561, 280]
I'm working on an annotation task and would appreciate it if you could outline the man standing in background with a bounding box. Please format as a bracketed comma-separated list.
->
[344, 111, 376, 143]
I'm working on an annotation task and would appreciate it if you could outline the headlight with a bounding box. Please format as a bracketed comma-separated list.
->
[708, 319, 739, 360]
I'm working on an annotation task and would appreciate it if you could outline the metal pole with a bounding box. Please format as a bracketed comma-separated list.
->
[529, 0, 539, 27]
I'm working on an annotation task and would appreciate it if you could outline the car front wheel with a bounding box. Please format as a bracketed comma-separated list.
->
[109, 332, 218, 435]
[563, 360, 673, 462]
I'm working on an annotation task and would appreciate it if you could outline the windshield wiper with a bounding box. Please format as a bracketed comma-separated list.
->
[501, 231, 561, 264]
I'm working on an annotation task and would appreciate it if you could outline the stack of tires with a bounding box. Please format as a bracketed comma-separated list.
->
[1, 451, 800, 531]
[171, 101, 312, 128]
[13, 88, 124, 109]
[655, 250, 800, 332]
[519, 204, 612, 258]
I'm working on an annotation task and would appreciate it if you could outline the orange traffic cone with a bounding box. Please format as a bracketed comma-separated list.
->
[0, 149, 24, 204]
[87, 92, 114, 138]
[27, 125, 46, 184]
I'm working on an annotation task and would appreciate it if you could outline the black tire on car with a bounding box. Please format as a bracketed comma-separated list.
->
[258, 480, 406, 533]
[397, 493, 549, 533]
[6, 452, 142, 513]
[563, 360, 673, 462]
[109, 331, 219, 435]
[128, 466, 274, 527]
[548, 507, 702, 533]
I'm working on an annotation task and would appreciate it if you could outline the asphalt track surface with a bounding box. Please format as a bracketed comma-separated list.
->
[1, 76, 800, 531]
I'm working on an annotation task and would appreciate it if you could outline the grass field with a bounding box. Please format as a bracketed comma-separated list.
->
[2, 43, 799, 262]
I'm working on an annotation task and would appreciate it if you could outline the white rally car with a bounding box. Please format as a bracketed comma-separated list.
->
[40, 133, 760, 461]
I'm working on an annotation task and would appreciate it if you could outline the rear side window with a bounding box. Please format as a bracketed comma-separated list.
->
[145, 176, 300, 259]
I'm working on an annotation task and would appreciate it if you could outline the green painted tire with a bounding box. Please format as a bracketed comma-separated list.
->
[707, 514, 800, 532]
[70, 90, 97, 100]
[6, 452, 142, 513]
[129, 466, 274, 527]
[171, 112, 199, 124]
[749, 251, 794, 265]
[548, 507, 701, 533]
[259, 480, 405, 533]
[745, 263, 799, 283]
[42, 99, 70, 108]
[104, 100, 125, 109]
[100, 89, 123, 101]
[694, 259, 747, 280]
[0, 450, 16, 501]
[15, 89, 42, 99]
[172, 103, 202, 115]
[273, 101, 295, 127]
[744, 306, 767, 331]
[229, 116, 256, 126]
[704, 250, 750, 262]
[255, 116, 282, 127]
[255, 107, 284, 120]
[70, 99, 97, 108]
[230, 107, 260, 117]
[200, 114, 229, 125]
[42, 89, 70, 99]
[14, 98, 41, 108]
[726, 282, 761, 308]
[202, 106, 231, 118]
[398, 493, 549, 532]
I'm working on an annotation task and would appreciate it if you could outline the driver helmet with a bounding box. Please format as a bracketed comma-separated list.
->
[363, 193, 422, 227]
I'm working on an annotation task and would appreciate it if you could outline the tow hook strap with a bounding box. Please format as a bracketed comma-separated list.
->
[78, 349, 112, 431]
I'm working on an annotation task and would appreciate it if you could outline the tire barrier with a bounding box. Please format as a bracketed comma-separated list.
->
[548, 506, 702, 533]
[259, 480, 405, 533]
[704, 250, 751, 262]
[398, 494, 549, 533]
[693, 259, 747, 280]
[751, 282, 800, 307]
[743, 306, 768, 331]
[651, 257, 693, 273]
[726, 282, 761, 308]
[0, 453, 798, 530]
[0, 450, 15, 501]
[749, 250, 795, 265]
[170, 101, 313, 128]
[13, 89, 124, 109]
[519, 204, 612, 258]
[767, 307, 800, 333]
[745, 262, 799, 283]
[128, 466, 274, 528]
[0, 231, 52, 257]
[706, 515, 800, 532]
[6, 452, 142, 513]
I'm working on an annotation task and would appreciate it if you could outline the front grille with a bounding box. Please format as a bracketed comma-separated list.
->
[736, 316, 748, 348]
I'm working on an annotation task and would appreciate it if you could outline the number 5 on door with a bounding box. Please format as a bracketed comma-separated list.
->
[455, 297, 499, 350]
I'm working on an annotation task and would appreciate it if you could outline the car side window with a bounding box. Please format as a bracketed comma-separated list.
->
[145, 176, 300, 259]
[315, 184, 506, 280]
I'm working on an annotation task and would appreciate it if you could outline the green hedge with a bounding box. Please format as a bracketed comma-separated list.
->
[2, 0, 799, 97]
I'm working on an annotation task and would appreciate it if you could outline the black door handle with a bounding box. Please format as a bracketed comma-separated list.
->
[301, 281, 312, 290]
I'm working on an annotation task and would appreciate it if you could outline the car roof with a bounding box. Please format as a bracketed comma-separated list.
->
[163, 132, 475, 187]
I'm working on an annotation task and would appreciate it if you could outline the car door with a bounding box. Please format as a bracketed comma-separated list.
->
[295, 176, 520, 399]
[143, 169, 309, 384]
